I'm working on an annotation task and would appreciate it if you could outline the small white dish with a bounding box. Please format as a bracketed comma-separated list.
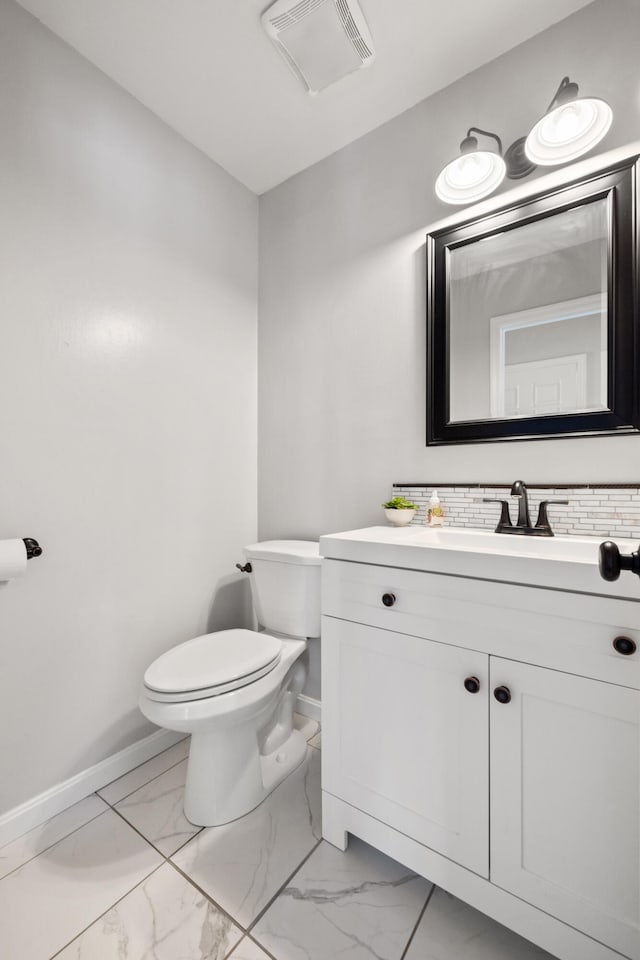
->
[384, 508, 416, 526]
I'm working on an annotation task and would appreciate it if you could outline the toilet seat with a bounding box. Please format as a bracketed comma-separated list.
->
[143, 629, 282, 703]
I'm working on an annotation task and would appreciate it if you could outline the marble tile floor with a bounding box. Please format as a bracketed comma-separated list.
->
[0, 715, 557, 960]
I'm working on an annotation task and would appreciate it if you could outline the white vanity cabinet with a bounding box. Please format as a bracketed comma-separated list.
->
[322, 617, 489, 877]
[490, 659, 639, 960]
[320, 550, 640, 960]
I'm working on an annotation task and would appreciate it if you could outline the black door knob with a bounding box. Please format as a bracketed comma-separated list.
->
[464, 676, 480, 694]
[494, 685, 511, 704]
[381, 592, 396, 607]
[613, 635, 637, 656]
[599, 541, 640, 582]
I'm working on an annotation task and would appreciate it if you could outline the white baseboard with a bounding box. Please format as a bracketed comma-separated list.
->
[296, 694, 321, 723]
[0, 728, 184, 848]
[1, 700, 321, 849]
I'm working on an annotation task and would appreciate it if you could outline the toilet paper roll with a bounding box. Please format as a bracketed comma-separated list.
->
[0, 539, 28, 581]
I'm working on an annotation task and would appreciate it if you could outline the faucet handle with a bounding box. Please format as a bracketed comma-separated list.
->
[535, 499, 569, 533]
[483, 498, 513, 532]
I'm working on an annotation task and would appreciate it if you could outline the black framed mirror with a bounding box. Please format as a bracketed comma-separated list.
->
[426, 156, 639, 445]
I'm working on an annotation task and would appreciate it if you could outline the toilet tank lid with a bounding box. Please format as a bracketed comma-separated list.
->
[243, 540, 321, 565]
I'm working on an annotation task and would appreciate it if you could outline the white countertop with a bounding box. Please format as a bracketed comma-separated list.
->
[320, 525, 640, 601]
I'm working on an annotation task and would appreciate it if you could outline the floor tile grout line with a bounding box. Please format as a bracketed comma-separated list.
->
[110, 741, 320, 901]
[0, 739, 191, 880]
[244, 931, 282, 960]
[169, 823, 205, 856]
[399, 882, 436, 960]
[109, 803, 181, 860]
[221, 932, 278, 960]
[0, 803, 110, 883]
[47, 860, 166, 960]
[99, 761, 205, 858]
[34, 731, 321, 960]
[171, 743, 323, 944]
[97, 750, 190, 807]
[43, 799, 317, 960]
[167, 858, 251, 935]
[246, 836, 324, 937]
[222, 936, 242, 960]
[101, 734, 189, 782]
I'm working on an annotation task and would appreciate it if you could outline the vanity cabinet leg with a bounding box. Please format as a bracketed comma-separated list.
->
[322, 792, 349, 851]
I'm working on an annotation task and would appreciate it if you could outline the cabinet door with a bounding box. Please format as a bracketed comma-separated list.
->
[322, 616, 489, 876]
[490, 658, 640, 960]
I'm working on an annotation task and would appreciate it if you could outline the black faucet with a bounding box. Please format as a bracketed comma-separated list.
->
[511, 480, 531, 528]
[484, 481, 569, 537]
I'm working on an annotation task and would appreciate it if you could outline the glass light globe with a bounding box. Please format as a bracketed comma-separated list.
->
[435, 150, 506, 205]
[525, 97, 612, 166]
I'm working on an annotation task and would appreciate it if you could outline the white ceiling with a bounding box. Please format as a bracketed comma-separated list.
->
[17, 0, 594, 194]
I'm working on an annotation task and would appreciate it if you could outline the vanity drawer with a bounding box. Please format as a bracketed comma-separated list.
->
[322, 559, 640, 689]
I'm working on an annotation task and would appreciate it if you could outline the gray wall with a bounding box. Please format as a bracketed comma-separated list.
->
[258, 0, 640, 542]
[0, 0, 258, 815]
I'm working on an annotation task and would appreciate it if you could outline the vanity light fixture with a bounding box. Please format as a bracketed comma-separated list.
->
[524, 76, 613, 166]
[435, 76, 612, 205]
[435, 128, 507, 206]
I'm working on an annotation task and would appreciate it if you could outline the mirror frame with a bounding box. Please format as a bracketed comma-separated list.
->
[426, 156, 639, 445]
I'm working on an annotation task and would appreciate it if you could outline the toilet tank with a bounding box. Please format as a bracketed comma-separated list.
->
[242, 540, 321, 639]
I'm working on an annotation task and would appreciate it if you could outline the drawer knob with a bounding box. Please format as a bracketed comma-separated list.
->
[464, 676, 481, 694]
[494, 685, 511, 704]
[381, 592, 396, 607]
[613, 635, 637, 656]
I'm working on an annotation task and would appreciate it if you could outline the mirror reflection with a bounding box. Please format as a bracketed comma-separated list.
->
[448, 199, 608, 423]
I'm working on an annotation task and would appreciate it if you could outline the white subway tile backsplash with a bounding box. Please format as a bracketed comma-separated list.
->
[393, 484, 640, 539]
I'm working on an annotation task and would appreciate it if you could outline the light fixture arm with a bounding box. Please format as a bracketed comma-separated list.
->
[545, 76, 579, 112]
[462, 127, 503, 155]
[462, 126, 532, 180]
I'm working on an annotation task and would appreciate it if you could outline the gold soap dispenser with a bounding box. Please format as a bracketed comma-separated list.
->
[427, 489, 445, 526]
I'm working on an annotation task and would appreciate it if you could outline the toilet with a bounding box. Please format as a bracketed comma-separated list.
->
[139, 540, 321, 827]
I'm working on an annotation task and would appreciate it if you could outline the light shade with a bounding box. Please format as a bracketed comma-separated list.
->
[524, 97, 612, 166]
[435, 150, 506, 205]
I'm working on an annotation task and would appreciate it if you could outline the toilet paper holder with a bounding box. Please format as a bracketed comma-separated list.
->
[23, 538, 43, 559]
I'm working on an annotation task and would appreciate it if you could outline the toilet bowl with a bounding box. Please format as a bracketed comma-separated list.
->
[139, 540, 321, 827]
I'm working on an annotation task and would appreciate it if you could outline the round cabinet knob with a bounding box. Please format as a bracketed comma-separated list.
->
[613, 635, 637, 656]
[599, 541, 622, 581]
[381, 593, 396, 607]
[493, 685, 512, 704]
[464, 676, 481, 694]
[599, 540, 640, 582]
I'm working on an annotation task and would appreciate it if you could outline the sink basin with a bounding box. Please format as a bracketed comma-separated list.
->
[320, 525, 640, 599]
[404, 526, 637, 563]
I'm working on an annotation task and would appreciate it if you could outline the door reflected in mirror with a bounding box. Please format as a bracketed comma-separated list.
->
[448, 199, 608, 423]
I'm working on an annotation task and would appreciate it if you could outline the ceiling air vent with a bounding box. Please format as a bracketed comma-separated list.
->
[261, 0, 376, 95]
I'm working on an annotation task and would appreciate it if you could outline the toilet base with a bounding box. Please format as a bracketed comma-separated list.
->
[140, 636, 309, 828]
[184, 726, 307, 827]
[260, 727, 308, 796]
